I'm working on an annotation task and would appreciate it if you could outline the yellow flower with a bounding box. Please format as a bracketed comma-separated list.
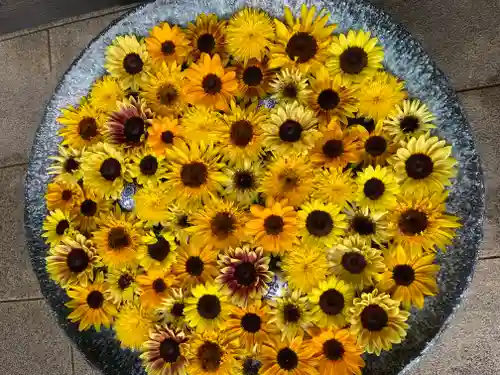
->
[137, 268, 177, 311]
[309, 277, 354, 329]
[269, 67, 312, 105]
[222, 160, 262, 207]
[226, 8, 275, 63]
[146, 22, 190, 68]
[184, 282, 230, 332]
[42, 209, 77, 246]
[171, 243, 219, 289]
[311, 167, 357, 208]
[134, 183, 172, 226]
[262, 101, 320, 156]
[89, 76, 126, 113]
[355, 165, 400, 211]
[138, 231, 178, 271]
[147, 116, 185, 157]
[344, 205, 390, 244]
[390, 133, 457, 194]
[159, 288, 187, 329]
[183, 53, 238, 111]
[282, 248, 328, 294]
[185, 14, 228, 62]
[115, 304, 156, 350]
[105, 35, 151, 91]
[245, 198, 298, 254]
[269, 5, 336, 74]
[235, 59, 274, 103]
[349, 289, 409, 355]
[310, 329, 365, 375]
[268, 290, 312, 340]
[327, 30, 384, 84]
[46, 179, 84, 213]
[180, 106, 224, 144]
[126, 147, 167, 186]
[106, 268, 138, 305]
[384, 99, 436, 143]
[66, 273, 118, 332]
[360, 121, 398, 167]
[48, 145, 82, 184]
[75, 190, 113, 235]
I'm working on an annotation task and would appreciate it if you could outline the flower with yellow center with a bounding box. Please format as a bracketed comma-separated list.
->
[180, 106, 224, 144]
[115, 304, 156, 351]
[226, 8, 275, 64]
[327, 29, 384, 85]
[126, 147, 167, 186]
[384, 99, 436, 143]
[355, 165, 400, 211]
[282, 248, 328, 294]
[187, 199, 246, 249]
[93, 206, 143, 269]
[140, 325, 189, 375]
[89, 76, 127, 113]
[185, 14, 228, 63]
[344, 205, 390, 244]
[387, 191, 461, 257]
[138, 231, 178, 271]
[107, 268, 138, 305]
[225, 299, 274, 351]
[309, 277, 354, 329]
[42, 209, 76, 246]
[159, 288, 187, 329]
[146, 22, 190, 68]
[245, 198, 298, 254]
[379, 245, 439, 309]
[260, 335, 318, 375]
[183, 53, 238, 111]
[147, 116, 185, 157]
[349, 289, 409, 355]
[134, 183, 172, 226]
[48, 145, 82, 184]
[184, 282, 230, 332]
[268, 290, 312, 340]
[310, 329, 365, 375]
[327, 235, 386, 290]
[269, 5, 336, 74]
[262, 101, 320, 156]
[235, 59, 274, 103]
[165, 141, 228, 209]
[297, 200, 347, 248]
[105, 35, 151, 91]
[46, 233, 100, 289]
[390, 133, 457, 194]
[46, 179, 84, 213]
[269, 67, 312, 105]
[308, 67, 358, 124]
[357, 71, 407, 121]
[57, 100, 105, 150]
[222, 160, 262, 207]
[137, 269, 177, 311]
[360, 120, 398, 166]
[311, 167, 357, 208]
[260, 155, 313, 206]
[66, 273, 118, 332]
[172, 243, 219, 289]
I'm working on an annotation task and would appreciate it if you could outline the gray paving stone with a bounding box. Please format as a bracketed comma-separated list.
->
[0, 165, 43, 300]
[0, 299, 72, 375]
[372, 0, 500, 91]
[0, 31, 52, 167]
[458, 86, 500, 258]
[49, 12, 125, 80]
[73, 346, 102, 375]
[406, 258, 500, 374]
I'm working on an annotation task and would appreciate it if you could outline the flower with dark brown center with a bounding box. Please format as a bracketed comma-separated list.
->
[279, 120, 303, 142]
[341, 252, 367, 274]
[210, 212, 236, 238]
[283, 84, 298, 99]
[317, 89, 340, 110]
[363, 178, 385, 200]
[230, 120, 254, 146]
[351, 215, 375, 235]
[392, 265, 416, 286]
[283, 304, 301, 323]
[339, 47, 368, 75]
[264, 215, 284, 235]
[86, 290, 104, 309]
[319, 289, 345, 315]
[365, 136, 387, 156]
[171, 302, 185, 317]
[181, 162, 208, 187]
[405, 154, 433, 179]
[61, 190, 73, 201]
[78, 117, 98, 140]
[159, 338, 180, 363]
[123, 53, 144, 75]
[277, 348, 298, 370]
[399, 115, 420, 133]
[234, 171, 254, 190]
[323, 339, 345, 360]
[124, 116, 145, 143]
[198, 342, 222, 371]
[306, 210, 334, 237]
[158, 84, 179, 105]
[161, 130, 175, 144]
[361, 304, 388, 331]
[66, 248, 89, 273]
[139, 155, 159, 176]
[197, 294, 221, 319]
[56, 220, 70, 235]
[234, 262, 257, 286]
[186, 256, 204, 276]
[100, 158, 122, 181]
[64, 157, 79, 173]
[118, 273, 134, 290]
[153, 278, 167, 293]
[322, 139, 344, 158]
[398, 209, 428, 235]
[108, 227, 130, 249]
[197, 33, 216, 54]
[161, 41, 176, 56]
[348, 116, 375, 133]
[241, 313, 261, 333]
[80, 199, 97, 217]
[148, 237, 171, 261]
[243, 66, 263, 86]
[202, 74, 222, 94]
[286, 32, 318, 63]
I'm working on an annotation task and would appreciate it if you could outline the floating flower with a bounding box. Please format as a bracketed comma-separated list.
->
[235, 59, 273, 103]
[147, 116, 185, 157]
[172, 243, 219, 289]
[138, 231, 178, 271]
[268, 290, 312, 340]
[184, 282, 230, 332]
[222, 160, 262, 207]
[75, 190, 113, 234]
[107, 267, 138, 305]
[134, 183, 172, 226]
[311, 167, 357, 208]
[89, 76, 127, 113]
[46, 179, 84, 213]
[344, 205, 390, 244]
[269, 67, 312, 105]
[355, 165, 400, 211]
[186, 14, 227, 62]
[58, 101, 105, 149]
[126, 147, 167, 186]
[48, 145, 82, 184]
[282, 248, 328, 294]
[160, 288, 187, 329]
[137, 268, 177, 310]
[42, 209, 76, 246]
[115, 304, 156, 350]
[146, 22, 190, 67]
[384, 99, 436, 143]
[360, 121, 397, 166]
